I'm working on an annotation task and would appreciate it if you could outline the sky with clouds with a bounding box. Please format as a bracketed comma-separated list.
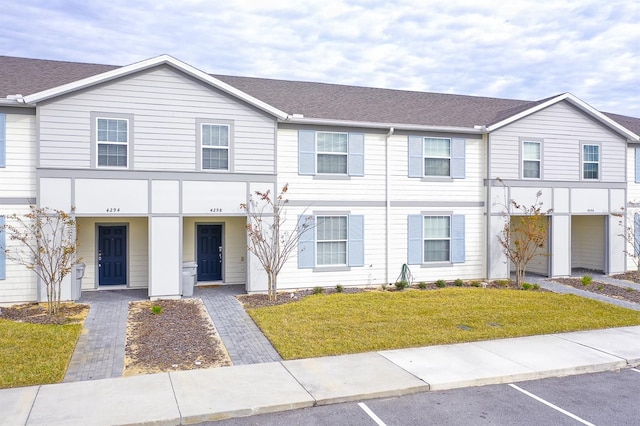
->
[1, 0, 639, 117]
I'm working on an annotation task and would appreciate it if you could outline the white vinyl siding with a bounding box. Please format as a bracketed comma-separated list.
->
[0, 215, 5, 279]
[97, 118, 128, 167]
[582, 144, 600, 180]
[522, 140, 541, 179]
[37, 66, 276, 173]
[0, 113, 36, 198]
[201, 124, 229, 170]
[0, 113, 5, 167]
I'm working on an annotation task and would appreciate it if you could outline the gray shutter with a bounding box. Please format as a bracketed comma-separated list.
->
[348, 133, 365, 176]
[298, 130, 316, 175]
[298, 215, 315, 268]
[408, 136, 423, 178]
[451, 214, 465, 263]
[451, 138, 466, 179]
[407, 215, 423, 264]
[635, 148, 640, 184]
[0, 113, 5, 168]
[0, 216, 5, 279]
[635, 214, 640, 257]
[348, 215, 364, 266]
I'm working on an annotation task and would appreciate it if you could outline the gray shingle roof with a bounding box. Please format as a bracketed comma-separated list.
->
[1, 55, 638, 134]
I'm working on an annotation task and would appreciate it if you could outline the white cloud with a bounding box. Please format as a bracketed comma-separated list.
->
[1, 0, 639, 116]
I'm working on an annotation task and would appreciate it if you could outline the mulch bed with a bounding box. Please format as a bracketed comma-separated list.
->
[0, 303, 88, 325]
[124, 299, 231, 376]
[553, 277, 640, 304]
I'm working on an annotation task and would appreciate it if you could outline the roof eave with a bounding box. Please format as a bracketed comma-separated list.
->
[487, 93, 640, 141]
[21, 55, 289, 120]
[282, 116, 485, 134]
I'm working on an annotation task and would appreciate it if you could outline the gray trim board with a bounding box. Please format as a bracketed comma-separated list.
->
[0, 106, 35, 115]
[288, 200, 385, 207]
[393, 201, 484, 208]
[485, 178, 626, 189]
[37, 168, 277, 183]
[0, 197, 36, 205]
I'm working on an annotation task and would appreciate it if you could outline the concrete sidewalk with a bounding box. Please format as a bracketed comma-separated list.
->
[3, 325, 640, 426]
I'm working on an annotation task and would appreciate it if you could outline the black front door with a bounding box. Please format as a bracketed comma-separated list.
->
[98, 225, 127, 285]
[197, 224, 222, 281]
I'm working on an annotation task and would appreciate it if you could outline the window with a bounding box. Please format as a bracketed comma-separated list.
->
[583, 144, 599, 180]
[97, 118, 128, 167]
[0, 113, 5, 168]
[408, 136, 465, 179]
[316, 216, 348, 265]
[298, 130, 364, 176]
[523, 141, 541, 179]
[317, 132, 348, 174]
[424, 138, 450, 177]
[423, 216, 450, 262]
[298, 214, 364, 268]
[408, 214, 465, 265]
[202, 124, 229, 170]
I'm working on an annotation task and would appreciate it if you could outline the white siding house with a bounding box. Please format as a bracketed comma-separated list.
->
[0, 55, 639, 303]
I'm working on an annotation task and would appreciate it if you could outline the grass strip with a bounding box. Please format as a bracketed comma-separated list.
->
[248, 288, 640, 359]
[0, 319, 82, 388]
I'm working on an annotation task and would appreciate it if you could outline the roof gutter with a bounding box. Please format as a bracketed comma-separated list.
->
[282, 116, 486, 134]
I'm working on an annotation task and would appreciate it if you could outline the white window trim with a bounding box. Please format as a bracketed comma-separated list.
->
[423, 215, 451, 263]
[522, 140, 542, 180]
[96, 117, 129, 169]
[424, 137, 451, 177]
[315, 215, 348, 266]
[582, 143, 600, 181]
[201, 123, 230, 171]
[317, 131, 348, 175]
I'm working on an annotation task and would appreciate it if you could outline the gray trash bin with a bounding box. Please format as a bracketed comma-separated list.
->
[73, 263, 86, 301]
[181, 262, 198, 297]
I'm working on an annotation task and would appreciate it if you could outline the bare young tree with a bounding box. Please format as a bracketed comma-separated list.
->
[240, 184, 313, 301]
[1, 206, 78, 314]
[615, 208, 640, 279]
[497, 189, 552, 287]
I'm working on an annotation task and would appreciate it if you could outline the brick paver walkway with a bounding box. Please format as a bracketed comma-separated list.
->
[64, 285, 281, 382]
[64, 289, 147, 382]
[195, 285, 282, 365]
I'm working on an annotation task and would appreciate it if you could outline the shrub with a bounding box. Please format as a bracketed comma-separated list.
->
[627, 287, 635, 293]
[522, 283, 533, 290]
[313, 286, 324, 295]
[531, 283, 540, 291]
[335, 284, 344, 293]
[150, 305, 162, 315]
[470, 280, 481, 287]
[395, 281, 408, 290]
[454, 278, 464, 287]
[597, 285, 604, 291]
[496, 279, 511, 287]
[435, 279, 446, 288]
[417, 281, 427, 289]
[581, 275, 592, 286]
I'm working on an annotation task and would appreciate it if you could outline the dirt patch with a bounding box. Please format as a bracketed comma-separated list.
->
[0, 302, 88, 325]
[124, 299, 232, 376]
[612, 272, 640, 283]
[553, 278, 640, 304]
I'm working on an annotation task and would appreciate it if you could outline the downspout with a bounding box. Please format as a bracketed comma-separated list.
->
[385, 127, 395, 285]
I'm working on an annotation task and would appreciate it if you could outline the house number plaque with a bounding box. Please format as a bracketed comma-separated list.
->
[106, 208, 120, 213]
[209, 208, 222, 213]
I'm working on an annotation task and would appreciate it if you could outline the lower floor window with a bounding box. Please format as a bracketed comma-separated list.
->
[98, 143, 127, 167]
[316, 216, 347, 265]
[424, 216, 450, 262]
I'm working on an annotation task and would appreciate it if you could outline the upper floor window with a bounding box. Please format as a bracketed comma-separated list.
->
[298, 130, 364, 177]
[408, 136, 465, 179]
[424, 138, 451, 177]
[522, 141, 541, 179]
[582, 144, 599, 180]
[97, 118, 128, 167]
[317, 132, 348, 174]
[202, 124, 229, 170]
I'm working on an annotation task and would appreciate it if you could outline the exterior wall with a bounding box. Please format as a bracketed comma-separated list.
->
[37, 65, 277, 174]
[76, 217, 149, 289]
[183, 216, 247, 285]
[489, 101, 626, 182]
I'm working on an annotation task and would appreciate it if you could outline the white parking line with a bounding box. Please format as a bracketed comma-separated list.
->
[632, 368, 640, 374]
[358, 402, 387, 426]
[508, 384, 596, 426]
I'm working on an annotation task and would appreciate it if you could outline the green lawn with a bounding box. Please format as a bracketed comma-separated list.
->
[0, 319, 83, 388]
[248, 288, 640, 359]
